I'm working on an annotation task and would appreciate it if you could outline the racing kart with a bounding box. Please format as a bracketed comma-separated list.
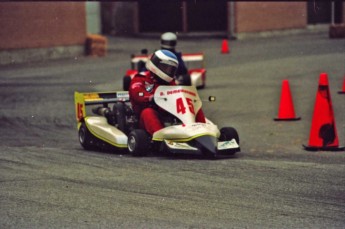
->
[74, 85, 240, 158]
[122, 51, 207, 91]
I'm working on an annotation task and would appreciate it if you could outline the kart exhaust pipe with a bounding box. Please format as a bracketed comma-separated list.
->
[194, 135, 218, 157]
[92, 107, 111, 116]
[92, 107, 116, 125]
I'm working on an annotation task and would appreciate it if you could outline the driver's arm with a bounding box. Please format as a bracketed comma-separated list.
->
[129, 79, 153, 104]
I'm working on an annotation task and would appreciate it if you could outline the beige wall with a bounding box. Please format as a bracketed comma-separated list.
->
[0, 2, 86, 50]
[235, 2, 307, 33]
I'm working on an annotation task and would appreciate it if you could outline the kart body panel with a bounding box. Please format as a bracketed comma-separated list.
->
[84, 116, 127, 148]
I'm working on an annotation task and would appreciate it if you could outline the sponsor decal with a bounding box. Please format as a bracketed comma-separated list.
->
[218, 139, 239, 149]
[166, 140, 197, 150]
[145, 82, 154, 92]
[187, 123, 207, 129]
[84, 93, 100, 100]
[167, 89, 196, 97]
[117, 92, 129, 98]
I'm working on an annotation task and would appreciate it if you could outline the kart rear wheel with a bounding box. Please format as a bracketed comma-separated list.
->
[79, 123, 95, 150]
[219, 127, 240, 144]
[127, 129, 151, 156]
[123, 76, 131, 91]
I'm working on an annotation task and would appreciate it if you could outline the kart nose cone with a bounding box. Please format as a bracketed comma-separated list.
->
[195, 135, 217, 157]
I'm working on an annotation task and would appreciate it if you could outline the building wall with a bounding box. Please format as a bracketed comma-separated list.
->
[0, 2, 86, 50]
[343, 2, 345, 22]
[235, 2, 307, 33]
[101, 2, 137, 35]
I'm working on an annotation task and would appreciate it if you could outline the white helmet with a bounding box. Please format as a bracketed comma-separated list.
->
[146, 50, 178, 83]
[161, 32, 177, 49]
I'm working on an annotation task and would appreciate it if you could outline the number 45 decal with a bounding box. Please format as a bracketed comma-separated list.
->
[77, 103, 84, 121]
[176, 97, 195, 115]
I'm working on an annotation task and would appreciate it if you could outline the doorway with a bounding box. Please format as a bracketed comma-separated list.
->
[138, 1, 228, 33]
[307, 1, 331, 24]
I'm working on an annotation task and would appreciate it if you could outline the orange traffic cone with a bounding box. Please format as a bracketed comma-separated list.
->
[338, 75, 345, 94]
[274, 80, 301, 121]
[304, 73, 344, 151]
[221, 39, 230, 54]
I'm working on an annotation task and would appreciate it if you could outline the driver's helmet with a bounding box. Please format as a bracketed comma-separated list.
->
[146, 49, 179, 84]
[161, 32, 177, 50]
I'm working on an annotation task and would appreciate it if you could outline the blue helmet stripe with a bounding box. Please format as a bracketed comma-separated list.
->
[161, 50, 177, 60]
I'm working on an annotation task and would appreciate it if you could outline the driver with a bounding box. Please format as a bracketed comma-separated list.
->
[129, 49, 206, 136]
[160, 32, 189, 78]
[137, 32, 189, 84]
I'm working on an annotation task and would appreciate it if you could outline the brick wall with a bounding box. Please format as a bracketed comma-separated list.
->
[235, 2, 307, 33]
[0, 2, 86, 50]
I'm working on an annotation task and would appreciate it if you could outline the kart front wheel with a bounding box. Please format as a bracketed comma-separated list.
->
[79, 123, 95, 150]
[219, 127, 240, 144]
[127, 129, 151, 156]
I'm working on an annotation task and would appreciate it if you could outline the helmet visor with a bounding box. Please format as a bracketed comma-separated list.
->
[151, 54, 177, 77]
[161, 40, 177, 49]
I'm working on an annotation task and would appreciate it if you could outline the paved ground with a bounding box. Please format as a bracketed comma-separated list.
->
[0, 31, 344, 228]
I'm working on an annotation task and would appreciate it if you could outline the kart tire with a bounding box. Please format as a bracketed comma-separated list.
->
[127, 129, 150, 156]
[113, 102, 126, 134]
[123, 76, 131, 91]
[79, 123, 95, 150]
[219, 127, 240, 144]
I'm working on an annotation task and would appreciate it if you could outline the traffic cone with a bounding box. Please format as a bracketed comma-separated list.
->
[338, 75, 345, 94]
[221, 39, 230, 54]
[274, 80, 301, 121]
[303, 73, 344, 151]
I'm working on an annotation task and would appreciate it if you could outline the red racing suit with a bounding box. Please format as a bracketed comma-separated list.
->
[129, 72, 206, 136]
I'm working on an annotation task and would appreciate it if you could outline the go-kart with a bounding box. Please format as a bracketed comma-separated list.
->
[122, 51, 207, 91]
[74, 86, 240, 158]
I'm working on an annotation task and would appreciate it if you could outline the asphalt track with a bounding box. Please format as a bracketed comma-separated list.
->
[1, 32, 345, 228]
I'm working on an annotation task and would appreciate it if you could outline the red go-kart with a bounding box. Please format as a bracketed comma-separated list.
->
[122, 51, 206, 91]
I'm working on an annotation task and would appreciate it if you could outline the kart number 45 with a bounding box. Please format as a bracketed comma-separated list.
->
[176, 97, 195, 115]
